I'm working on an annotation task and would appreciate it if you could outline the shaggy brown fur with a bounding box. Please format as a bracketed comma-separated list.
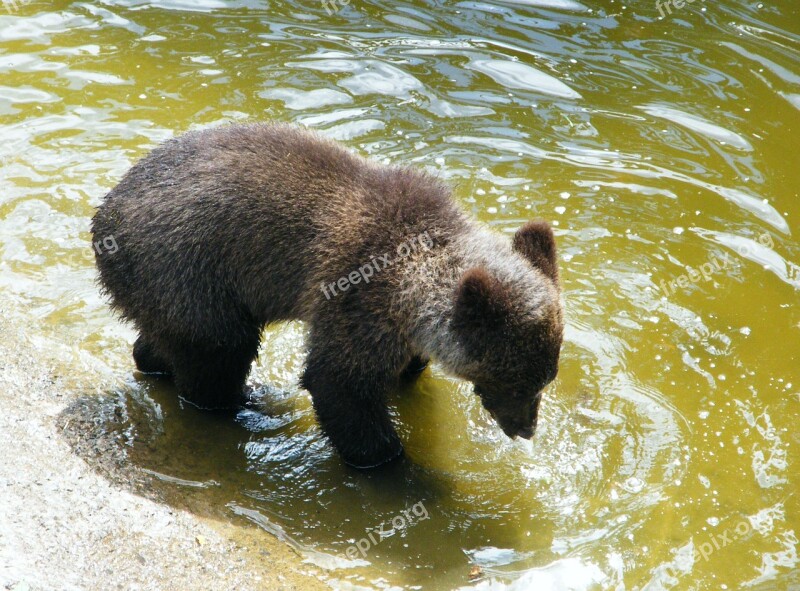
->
[92, 123, 563, 468]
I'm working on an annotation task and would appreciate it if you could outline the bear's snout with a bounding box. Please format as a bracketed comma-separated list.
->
[486, 394, 540, 440]
[516, 425, 535, 439]
[493, 414, 535, 440]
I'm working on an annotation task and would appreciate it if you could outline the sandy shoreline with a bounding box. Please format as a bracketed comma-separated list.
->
[0, 305, 327, 591]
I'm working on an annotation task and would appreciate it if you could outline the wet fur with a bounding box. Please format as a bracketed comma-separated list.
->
[92, 123, 563, 468]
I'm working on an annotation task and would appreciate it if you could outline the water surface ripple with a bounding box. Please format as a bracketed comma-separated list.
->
[1, 0, 798, 589]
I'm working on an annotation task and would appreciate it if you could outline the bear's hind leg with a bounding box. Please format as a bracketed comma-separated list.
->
[133, 335, 172, 376]
[168, 337, 260, 410]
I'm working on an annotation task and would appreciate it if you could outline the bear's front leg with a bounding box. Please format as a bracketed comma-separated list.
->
[307, 378, 403, 469]
[302, 326, 406, 469]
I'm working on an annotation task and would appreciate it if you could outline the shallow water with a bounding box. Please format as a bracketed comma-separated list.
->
[1, 0, 799, 589]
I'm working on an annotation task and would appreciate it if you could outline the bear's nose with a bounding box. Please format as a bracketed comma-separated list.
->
[517, 425, 535, 439]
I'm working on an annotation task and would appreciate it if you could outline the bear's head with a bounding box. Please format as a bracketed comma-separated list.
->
[452, 220, 563, 440]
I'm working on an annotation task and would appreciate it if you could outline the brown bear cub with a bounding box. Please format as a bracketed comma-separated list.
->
[92, 123, 564, 468]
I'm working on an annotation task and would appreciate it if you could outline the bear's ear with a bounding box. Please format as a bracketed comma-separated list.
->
[513, 220, 559, 284]
[453, 267, 509, 331]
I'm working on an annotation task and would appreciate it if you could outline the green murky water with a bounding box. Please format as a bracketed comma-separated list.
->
[1, 0, 799, 589]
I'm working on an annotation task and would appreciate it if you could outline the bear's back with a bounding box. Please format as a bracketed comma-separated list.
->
[92, 123, 466, 334]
